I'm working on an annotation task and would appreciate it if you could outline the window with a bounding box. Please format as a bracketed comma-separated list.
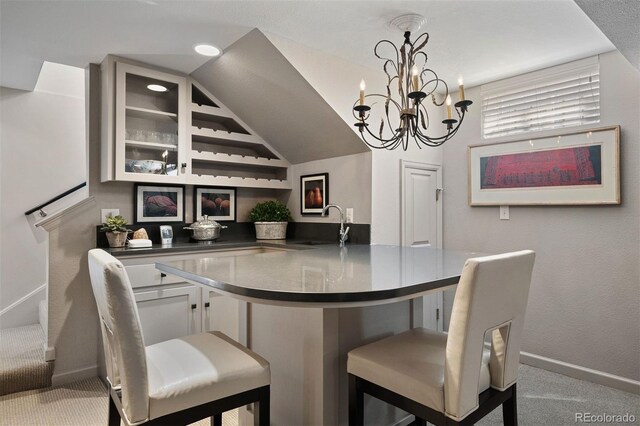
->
[481, 56, 600, 139]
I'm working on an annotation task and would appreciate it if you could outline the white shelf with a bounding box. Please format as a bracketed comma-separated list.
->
[190, 151, 288, 169]
[125, 140, 178, 150]
[191, 126, 263, 145]
[126, 106, 178, 121]
[188, 174, 291, 190]
[191, 103, 233, 119]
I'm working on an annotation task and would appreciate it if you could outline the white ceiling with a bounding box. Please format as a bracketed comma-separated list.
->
[575, 0, 640, 69]
[1, 0, 615, 92]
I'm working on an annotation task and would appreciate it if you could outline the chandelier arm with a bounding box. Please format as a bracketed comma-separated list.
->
[383, 59, 400, 84]
[416, 101, 430, 130]
[356, 93, 403, 135]
[410, 33, 430, 56]
[358, 126, 402, 149]
[413, 112, 466, 146]
[374, 40, 401, 73]
[413, 51, 428, 68]
[359, 132, 401, 150]
[359, 118, 404, 145]
[420, 72, 446, 94]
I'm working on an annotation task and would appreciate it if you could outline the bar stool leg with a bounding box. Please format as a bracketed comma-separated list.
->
[254, 386, 270, 426]
[349, 374, 364, 426]
[211, 413, 222, 426]
[502, 385, 518, 426]
[108, 396, 120, 426]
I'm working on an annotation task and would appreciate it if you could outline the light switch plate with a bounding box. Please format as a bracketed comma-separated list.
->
[101, 208, 120, 223]
[500, 205, 510, 220]
[346, 208, 354, 223]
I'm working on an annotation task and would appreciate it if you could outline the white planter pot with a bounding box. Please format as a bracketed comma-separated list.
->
[254, 222, 288, 240]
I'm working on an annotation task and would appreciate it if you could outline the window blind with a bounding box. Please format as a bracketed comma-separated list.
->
[481, 57, 600, 139]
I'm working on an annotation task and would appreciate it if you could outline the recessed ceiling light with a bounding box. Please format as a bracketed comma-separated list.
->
[194, 44, 222, 57]
[147, 84, 168, 92]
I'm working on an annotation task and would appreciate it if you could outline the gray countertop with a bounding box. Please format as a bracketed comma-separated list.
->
[156, 245, 482, 306]
[109, 239, 329, 257]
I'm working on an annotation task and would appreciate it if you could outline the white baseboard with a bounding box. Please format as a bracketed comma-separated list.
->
[52, 365, 98, 387]
[43, 344, 56, 362]
[0, 283, 46, 329]
[520, 351, 640, 395]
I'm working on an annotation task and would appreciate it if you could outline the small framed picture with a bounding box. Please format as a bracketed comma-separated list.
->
[194, 186, 236, 221]
[134, 184, 185, 223]
[301, 173, 329, 215]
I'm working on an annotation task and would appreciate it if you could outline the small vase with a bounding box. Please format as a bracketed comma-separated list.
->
[106, 231, 128, 248]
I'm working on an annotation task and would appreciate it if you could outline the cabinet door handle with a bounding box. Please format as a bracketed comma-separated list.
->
[204, 302, 210, 308]
[191, 304, 197, 310]
[160, 273, 167, 278]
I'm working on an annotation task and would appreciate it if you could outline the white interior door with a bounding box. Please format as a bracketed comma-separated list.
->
[401, 160, 444, 331]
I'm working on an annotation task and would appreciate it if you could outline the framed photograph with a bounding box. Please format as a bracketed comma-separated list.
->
[301, 173, 329, 215]
[134, 184, 185, 223]
[468, 126, 620, 206]
[194, 186, 236, 221]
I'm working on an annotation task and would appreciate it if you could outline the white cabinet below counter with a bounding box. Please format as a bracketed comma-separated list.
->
[134, 284, 200, 346]
[118, 247, 276, 345]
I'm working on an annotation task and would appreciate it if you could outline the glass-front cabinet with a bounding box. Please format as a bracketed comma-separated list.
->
[114, 62, 187, 183]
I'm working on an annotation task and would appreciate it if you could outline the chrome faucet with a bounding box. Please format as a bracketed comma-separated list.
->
[322, 204, 350, 246]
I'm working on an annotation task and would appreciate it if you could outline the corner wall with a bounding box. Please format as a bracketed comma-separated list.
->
[442, 51, 640, 381]
[287, 152, 372, 224]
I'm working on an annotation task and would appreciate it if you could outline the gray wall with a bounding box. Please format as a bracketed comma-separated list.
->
[442, 51, 639, 381]
[287, 152, 372, 224]
[0, 85, 86, 328]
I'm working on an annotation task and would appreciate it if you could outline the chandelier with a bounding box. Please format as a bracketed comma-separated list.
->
[353, 14, 472, 150]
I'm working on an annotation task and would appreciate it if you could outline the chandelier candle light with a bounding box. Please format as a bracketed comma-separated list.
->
[353, 14, 472, 150]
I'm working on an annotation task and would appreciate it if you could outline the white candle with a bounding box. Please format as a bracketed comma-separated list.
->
[359, 79, 366, 105]
[412, 65, 419, 92]
[446, 95, 452, 119]
[458, 76, 465, 101]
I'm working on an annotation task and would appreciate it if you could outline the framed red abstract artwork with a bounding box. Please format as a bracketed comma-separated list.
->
[468, 126, 620, 205]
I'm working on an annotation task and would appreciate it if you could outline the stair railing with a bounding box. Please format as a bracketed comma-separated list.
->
[24, 182, 87, 218]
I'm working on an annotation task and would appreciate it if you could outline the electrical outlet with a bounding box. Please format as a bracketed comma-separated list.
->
[346, 208, 354, 223]
[101, 209, 120, 223]
[499, 205, 510, 220]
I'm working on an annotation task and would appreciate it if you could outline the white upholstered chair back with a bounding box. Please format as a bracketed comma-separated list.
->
[444, 250, 535, 421]
[88, 249, 150, 424]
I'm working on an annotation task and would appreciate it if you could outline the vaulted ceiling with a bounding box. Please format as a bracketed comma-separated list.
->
[1, 0, 617, 92]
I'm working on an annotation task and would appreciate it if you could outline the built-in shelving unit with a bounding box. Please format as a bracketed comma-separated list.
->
[102, 56, 290, 188]
[187, 81, 290, 189]
[113, 62, 187, 183]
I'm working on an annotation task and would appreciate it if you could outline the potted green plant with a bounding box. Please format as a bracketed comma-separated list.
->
[247, 200, 293, 240]
[100, 215, 132, 248]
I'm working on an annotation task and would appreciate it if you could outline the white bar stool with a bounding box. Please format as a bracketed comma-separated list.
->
[348, 250, 536, 425]
[88, 249, 270, 426]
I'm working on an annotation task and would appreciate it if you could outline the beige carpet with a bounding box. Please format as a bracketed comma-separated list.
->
[0, 377, 238, 426]
[0, 324, 53, 396]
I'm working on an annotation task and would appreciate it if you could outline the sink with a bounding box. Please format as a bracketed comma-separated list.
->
[295, 240, 326, 246]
